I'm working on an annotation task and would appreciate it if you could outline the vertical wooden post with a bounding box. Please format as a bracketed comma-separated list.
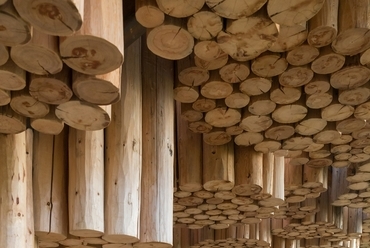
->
[103, 38, 142, 244]
[135, 39, 174, 247]
[25, 129, 35, 247]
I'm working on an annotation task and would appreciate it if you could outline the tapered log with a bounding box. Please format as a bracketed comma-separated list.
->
[30, 106, 64, 135]
[0, 1, 31, 46]
[286, 43, 320, 66]
[13, 0, 83, 36]
[331, 0, 370, 56]
[203, 141, 234, 192]
[268, 23, 308, 52]
[60, 0, 123, 75]
[0, 130, 31, 247]
[72, 67, 121, 105]
[11, 29, 63, 75]
[187, 10, 223, 40]
[136, 40, 174, 247]
[206, 0, 267, 19]
[0, 88, 10, 106]
[0, 58, 26, 90]
[239, 72, 272, 96]
[279, 65, 314, 87]
[177, 54, 209, 87]
[55, 99, 111, 131]
[232, 146, 263, 196]
[10, 87, 50, 118]
[176, 103, 203, 192]
[267, 0, 325, 26]
[33, 130, 68, 242]
[307, 0, 338, 47]
[251, 51, 288, 78]
[103, 39, 142, 244]
[68, 129, 104, 237]
[29, 67, 73, 105]
[0, 43, 9, 66]
[0, 104, 26, 134]
[217, 9, 278, 61]
[135, 0, 164, 28]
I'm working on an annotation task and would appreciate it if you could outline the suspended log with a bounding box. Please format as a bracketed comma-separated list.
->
[305, 74, 331, 95]
[321, 98, 354, 122]
[0, 58, 26, 90]
[10, 29, 63, 75]
[330, 61, 370, 90]
[194, 52, 229, 71]
[60, 0, 123, 75]
[135, 0, 164, 28]
[268, 23, 308, 52]
[103, 39, 142, 244]
[180, 103, 203, 122]
[29, 67, 73, 105]
[33, 130, 68, 242]
[0, 43, 9, 66]
[25, 129, 35, 248]
[188, 120, 213, 134]
[187, 9, 223, 40]
[0, 104, 26, 134]
[248, 92, 276, 116]
[10, 87, 50, 118]
[234, 131, 264, 146]
[306, 87, 333, 109]
[205, 0, 267, 19]
[272, 101, 308, 124]
[194, 40, 227, 62]
[265, 122, 295, 141]
[173, 82, 199, 103]
[251, 51, 288, 78]
[0, 1, 31, 46]
[13, 0, 83, 36]
[30, 106, 65, 135]
[338, 83, 370, 106]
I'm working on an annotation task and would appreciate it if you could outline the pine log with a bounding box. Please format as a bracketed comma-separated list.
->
[0, 1, 31, 46]
[278, 65, 314, 87]
[248, 92, 276, 116]
[176, 103, 203, 193]
[33, 130, 68, 242]
[203, 141, 234, 192]
[282, 137, 313, 151]
[268, 23, 308, 52]
[254, 139, 281, 153]
[10, 87, 50, 118]
[29, 67, 72, 105]
[239, 108, 273, 133]
[234, 131, 264, 146]
[72, 67, 121, 105]
[224, 85, 250, 109]
[11, 30, 63, 75]
[180, 103, 203, 122]
[270, 79, 301, 105]
[225, 125, 243, 136]
[177, 54, 209, 87]
[217, 10, 278, 61]
[30, 106, 64, 135]
[205, 0, 267, 19]
[0, 43, 9, 66]
[307, 0, 339, 47]
[103, 39, 142, 244]
[187, 10, 223, 40]
[331, 0, 370, 56]
[251, 51, 288, 78]
[55, 99, 111, 131]
[284, 158, 303, 191]
[0, 130, 30, 246]
[262, 153, 274, 199]
[60, 0, 123, 75]
[204, 101, 241, 128]
[286, 43, 320, 66]
[272, 101, 308, 124]
[0, 58, 26, 90]
[239, 72, 272, 96]
[0, 104, 26, 134]
[219, 60, 250, 84]
[135, 0, 164, 28]
[311, 45, 345, 74]
[313, 121, 341, 144]
[0, 88, 10, 106]
[137, 40, 174, 248]
[267, 0, 325, 26]
[200, 71, 233, 99]
[13, 0, 82, 36]
[271, 156, 285, 206]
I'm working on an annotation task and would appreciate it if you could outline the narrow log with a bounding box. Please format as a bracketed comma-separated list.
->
[103, 39, 142, 244]
[284, 157, 303, 192]
[348, 208, 362, 238]
[135, 0, 164, 28]
[30, 106, 65, 135]
[307, 0, 339, 47]
[10, 87, 50, 118]
[0, 43, 9, 66]
[29, 66, 73, 105]
[10, 29, 63, 75]
[0, 1, 31, 46]
[271, 156, 285, 205]
[33, 130, 68, 242]
[203, 141, 234, 192]
[262, 153, 274, 199]
[25, 129, 35, 248]
[206, 0, 267, 19]
[13, 0, 83, 36]
[0, 104, 26, 134]
[0, 58, 26, 90]
[72, 67, 121, 105]
[68, 129, 104, 237]
[268, 23, 308, 52]
[286, 43, 320, 66]
[251, 51, 288, 78]
[60, 0, 123, 75]
[187, 9, 223, 40]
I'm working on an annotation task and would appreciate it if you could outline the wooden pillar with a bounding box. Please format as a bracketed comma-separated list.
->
[135, 38, 174, 247]
[103, 38, 142, 244]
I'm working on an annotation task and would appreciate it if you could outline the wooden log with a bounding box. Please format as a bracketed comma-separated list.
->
[265, 122, 295, 141]
[283, 136, 314, 151]
[0, 43, 9, 66]
[10, 87, 50, 118]
[0, 58, 26, 90]
[239, 108, 273, 133]
[194, 53, 229, 71]
[232, 146, 263, 196]
[355, 102, 370, 120]
[187, 9, 223, 40]
[254, 139, 281, 153]
[234, 131, 264, 146]
[205, 0, 267, 19]
[135, 0, 164, 28]
[239, 72, 272, 96]
[102, 39, 142, 244]
[29, 67, 73, 105]
[0, 130, 30, 246]
[68, 129, 104, 237]
[286, 43, 320, 66]
[321, 98, 354, 122]
[338, 83, 370, 106]
[224, 84, 250, 109]
[272, 100, 308, 124]
[336, 117, 366, 134]
[311, 45, 345, 74]
[60, 0, 123, 75]
[176, 103, 203, 193]
[268, 23, 308, 52]
[156, 0, 204, 18]
[194, 40, 226, 64]
[270, 78, 301, 105]
[188, 120, 213, 134]
[307, 0, 339, 47]
[13, 0, 83, 36]
[262, 153, 274, 199]
[219, 60, 250, 84]
[55, 99, 111, 131]
[251, 51, 288, 78]
[0, 88, 10, 106]
[136, 40, 174, 248]
[180, 103, 203, 122]
[10, 29, 63, 75]
[30, 106, 65, 135]
[0, 104, 26, 134]
[177, 54, 209, 87]
[33, 130, 68, 242]
[267, 0, 325, 26]
[217, 9, 278, 61]
[278, 65, 314, 87]
[306, 87, 333, 109]
[72, 68, 121, 105]
[174, 83, 199, 104]
[0, 1, 31, 46]
[203, 141, 234, 192]
[200, 71, 233, 99]
[204, 100, 241, 128]
[248, 92, 276, 116]
[331, 0, 370, 56]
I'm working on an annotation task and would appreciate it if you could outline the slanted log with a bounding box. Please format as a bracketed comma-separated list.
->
[135, 0, 164, 28]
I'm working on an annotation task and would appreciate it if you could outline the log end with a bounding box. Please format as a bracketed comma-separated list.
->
[102, 234, 139, 244]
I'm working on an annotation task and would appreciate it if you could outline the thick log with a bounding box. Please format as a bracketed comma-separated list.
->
[224, 85, 250, 109]
[156, 0, 204, 18]
[203, 128, 232, 145]
[265, 122, 295, 141]
[173, 82, 199, 103]
[306, 87, 333, 109]
[0, 43, 9, 66]
[262, 153, 274, 199]
[33, 130, 68, 242]
[30, 106, 65, 135]
[187, 9, 223, 40]
[268, 23, 308, 52]
[10, 29, 63, 75]
[203, 141, 234, 192]
[304, 74, 331, 95]
[180, 103, 203, 122]
[234, 131, 264, 146]
[0, 58, 26, 90]
[206, 0, 267, 19]
[60, 0, 123, 75]
[135, 0, 164, 28]
[188, 120, 213, 134]
[251, 51, 288, 78]
[272, 101, 307, 124]
[330, 62, 370, 90]
[248, 92, 276, 116]
[103, 39, 142, 244]
[29, 67, 73, 105]
[68, 129, 104, 237]
[10, 87, 50, 118]
[338, 83, 370, 106]
[321, 98, 354, 122]
[136, 40, 174, 247]
[13, 0, 83, 36]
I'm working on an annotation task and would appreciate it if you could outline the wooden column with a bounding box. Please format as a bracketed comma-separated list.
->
[103, 38, 142, 244]
[68, 128, 104, 237]
[135, 38, 174, 247]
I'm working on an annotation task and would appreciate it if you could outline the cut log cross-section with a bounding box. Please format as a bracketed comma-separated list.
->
[30, 105, 65, 135]
[187, 8, 223, 40]
[135, 0, 164, 28]
[206, 0, 267, 19]
[0, 58, 26, 91]
[0, 104, 26, 134]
